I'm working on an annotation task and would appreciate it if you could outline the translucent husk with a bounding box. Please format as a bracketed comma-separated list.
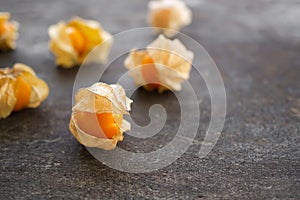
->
[48, 17, 113, 68]
[0, 12, 19, 50]
[69, 82, 132, 150]
[148, 0, 192, 37]
[0, 63, 49, 119]
[124, 34, 194, 93]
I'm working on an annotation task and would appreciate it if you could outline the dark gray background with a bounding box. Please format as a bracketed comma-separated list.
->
[1, 0, 299, 199]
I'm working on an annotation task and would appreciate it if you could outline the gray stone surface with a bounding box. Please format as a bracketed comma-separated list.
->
[0, 0, 299, 199]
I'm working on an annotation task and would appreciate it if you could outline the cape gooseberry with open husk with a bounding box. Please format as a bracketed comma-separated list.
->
[0, 63, 49, 119]
[124, 34, 194, 93]
[48, 17, 113, 68]
[148, 0, 192, 37]
[69, 82, 132, 150]
[0, 12, 19, 51]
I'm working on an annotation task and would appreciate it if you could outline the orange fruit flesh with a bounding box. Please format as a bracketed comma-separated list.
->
[0, 21, 14, 35]
[141, 54, 160, 89]
[76, 112, 122, 139]
[13, 75, 32, 111]
[66, 26, 86, 55]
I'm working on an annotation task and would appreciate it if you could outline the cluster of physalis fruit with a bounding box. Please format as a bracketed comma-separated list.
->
[0, 0, 194, 150]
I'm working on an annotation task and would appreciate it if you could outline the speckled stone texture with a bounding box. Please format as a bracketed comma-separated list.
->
[1, 0, 299, 199]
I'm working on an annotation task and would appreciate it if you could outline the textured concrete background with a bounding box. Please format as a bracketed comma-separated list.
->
[1, 0, 300, 199]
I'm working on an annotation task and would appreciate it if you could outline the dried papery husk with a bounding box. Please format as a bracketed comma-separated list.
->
[48, 17, 113, 68]
[69, 82, 132, 150]
[124, 34, 194, 93]
[148, 0, 192, 37]
[0, 12, 19, 50]
[0, 75, 16, 118]
[0, 63, 49, 119]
